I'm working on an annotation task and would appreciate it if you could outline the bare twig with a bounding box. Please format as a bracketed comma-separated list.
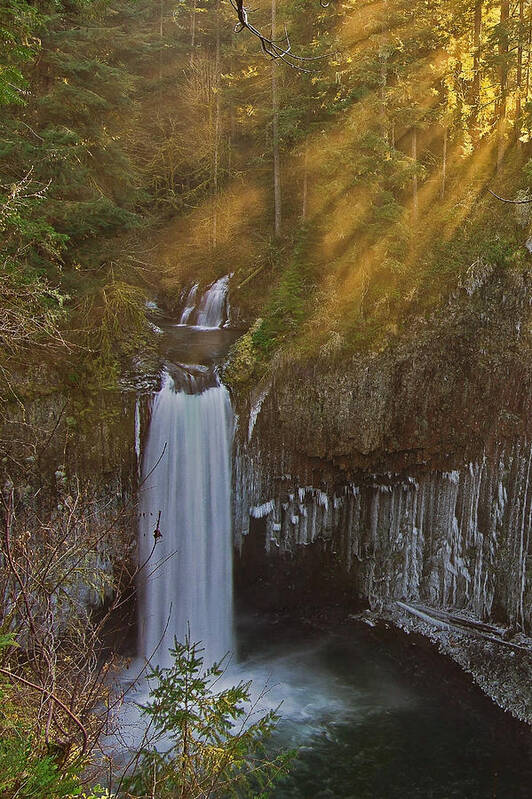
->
[487, 188, 532, 203]
[230, 0, 329, 71]
[0, 667, 89, 755]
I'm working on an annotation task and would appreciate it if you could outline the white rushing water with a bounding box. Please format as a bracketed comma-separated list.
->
[179, 275, 229, 328]
[179, 283, 199, 325]
[138, 370, 234, 669]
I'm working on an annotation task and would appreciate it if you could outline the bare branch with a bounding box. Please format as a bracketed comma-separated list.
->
[487, 188, 532, 203]
[0, 667, 89, 755]
[230, 0, 329, 71]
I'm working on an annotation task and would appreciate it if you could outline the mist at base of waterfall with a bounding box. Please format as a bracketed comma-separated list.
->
[105, 631, 359, 756]
[108, 617, 531, 799]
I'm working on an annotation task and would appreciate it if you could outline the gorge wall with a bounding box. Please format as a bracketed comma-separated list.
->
[233, 263, 532, 634]
[0, 372, 140, 618]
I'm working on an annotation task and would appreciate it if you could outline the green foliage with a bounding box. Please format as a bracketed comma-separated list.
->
[0, 0, 162, 390]
[423, 217, 520, 288]
[223, 318, 263, 390]
[0, 172, 68, 272]
[522, 158, 532, 186]
[0, 736, 78, 799]
[126, 636, 293, 799]
[1, 0, 531, 385]
[66, 277, 151, 401]
[49, 198, 140, 240]
[95, 278, 150, 361]
[252, 231, 316, 357]
[0, 0, 43, 106]
[0, 267, 68, 388]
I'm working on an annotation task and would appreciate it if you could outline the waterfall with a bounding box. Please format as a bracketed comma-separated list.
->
[138, 370, 234, 668]
[179, 275, 229, 328]
[179, 284, 199, 325]
[195, 275, 229, 328]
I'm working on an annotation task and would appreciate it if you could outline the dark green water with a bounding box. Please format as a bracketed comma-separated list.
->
[237, 617, 532, 799]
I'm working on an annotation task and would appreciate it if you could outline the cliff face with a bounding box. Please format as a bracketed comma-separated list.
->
[0, 376, 139, 604]
[1, 382, 137, 509]
[233, 264, 532, 633]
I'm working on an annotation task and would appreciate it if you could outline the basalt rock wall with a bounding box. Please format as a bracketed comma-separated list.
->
[233, 265, 532, 633]
[0, 372, 140, 603]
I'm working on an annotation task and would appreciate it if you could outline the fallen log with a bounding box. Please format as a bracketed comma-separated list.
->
[396, 602, 532, 654]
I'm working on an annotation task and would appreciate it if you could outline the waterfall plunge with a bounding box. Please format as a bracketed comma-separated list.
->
[138, 371, 234, 668]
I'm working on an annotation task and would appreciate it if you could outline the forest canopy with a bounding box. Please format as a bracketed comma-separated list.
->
[1, 0, 531, 389]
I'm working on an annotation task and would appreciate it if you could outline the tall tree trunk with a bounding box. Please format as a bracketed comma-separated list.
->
[190, 0, 197, 66]
[227, 93, 235, 177]
[159, 0, 164, 82]
[516, 0, 525, 139]
[472, 0, 482, 131]
[272, 0, 282, 237]
[412, 128, 418, 223]
[525, 6, 532, 139]
[526, 6, 532, 98]
[380, 49, 388, 140]
[302, 140, 308, 221]
[441, 126, 447, 200]
[212, 2, 221, 250]
[497, 0, 509, 172]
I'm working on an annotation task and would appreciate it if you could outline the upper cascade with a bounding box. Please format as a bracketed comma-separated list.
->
[179, 275, 230, 328]
[179, 284, 199, 324]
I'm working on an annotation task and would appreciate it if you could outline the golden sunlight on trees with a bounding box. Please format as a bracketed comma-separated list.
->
[3, 0, 532, 394]
[1, 1, 532, 794]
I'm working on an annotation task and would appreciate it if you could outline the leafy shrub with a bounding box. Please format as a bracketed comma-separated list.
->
[223, 319, 263, 390]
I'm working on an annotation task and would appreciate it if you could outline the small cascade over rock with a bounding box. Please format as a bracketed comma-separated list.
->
[165, 362, 219, 395]
[138, 369, 234, 668]
[179, 275, 230, 328]
[179, 284, 199, 324]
